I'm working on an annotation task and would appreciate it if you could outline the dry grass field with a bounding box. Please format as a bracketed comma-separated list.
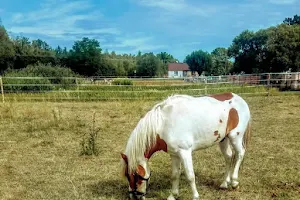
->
[0, 93, 299, 200]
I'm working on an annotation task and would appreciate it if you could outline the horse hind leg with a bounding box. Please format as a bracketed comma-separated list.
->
[218, 137, 233, 189]
[228, 128, 248, 189]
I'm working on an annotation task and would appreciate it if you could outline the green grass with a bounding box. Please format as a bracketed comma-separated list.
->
[0, 93, 299, 199]
[3, 84, 278, 102]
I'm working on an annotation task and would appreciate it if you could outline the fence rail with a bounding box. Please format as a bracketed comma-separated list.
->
[0, 72, 299, 102]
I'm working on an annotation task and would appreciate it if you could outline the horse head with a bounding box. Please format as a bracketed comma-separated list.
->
[121, 153, 151, 200]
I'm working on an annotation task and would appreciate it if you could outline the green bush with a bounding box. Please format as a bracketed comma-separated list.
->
[3, 71, 54, 92]
[3, 63, 80, 92]
[111, 78, 133, 85]
[21, 63, 79, 88]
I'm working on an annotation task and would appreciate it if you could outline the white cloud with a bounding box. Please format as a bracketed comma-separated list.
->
[8, 0, 116, 41]
[114, 37, 153, 48]
[137, 0, 217, 17]
[12, 1, 94, 23]
[7, 0, 164, 53]
[104, 36, 166, 53]
[139, 0, 186, 11]
[9, 26, 120, 39]
[269, 0, 297, 4]
[179, 41, 202, 46]
[11, 13, 23, 23]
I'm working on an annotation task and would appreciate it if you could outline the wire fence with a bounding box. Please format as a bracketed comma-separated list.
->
[0, 72, 299, 102]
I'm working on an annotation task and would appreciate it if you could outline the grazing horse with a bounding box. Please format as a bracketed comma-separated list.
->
[121, 92, 251, 200]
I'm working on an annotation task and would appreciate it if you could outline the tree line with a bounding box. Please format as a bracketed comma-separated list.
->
[0, 14, 299, 77]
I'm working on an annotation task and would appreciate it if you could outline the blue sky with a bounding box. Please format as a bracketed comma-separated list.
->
[1, 0, 299, 61]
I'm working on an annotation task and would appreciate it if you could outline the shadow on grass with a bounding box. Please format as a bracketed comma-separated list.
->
[89, 179, 128, 200]
[195, 172, 222, 190]
[89, 172, 171, 199]
[89, 170, 221, 199]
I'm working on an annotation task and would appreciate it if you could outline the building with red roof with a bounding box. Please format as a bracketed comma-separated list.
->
[168, 62, 191, 78]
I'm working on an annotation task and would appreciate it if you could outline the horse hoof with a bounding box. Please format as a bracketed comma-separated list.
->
[219, 182, 229, 189]
[167, 195, 176, 200]
[231, 180, 239, 189]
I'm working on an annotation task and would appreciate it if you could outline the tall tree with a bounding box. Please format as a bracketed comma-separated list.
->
[0, 26, 15, 72]
[211, 47, 232, 75]
[69, 37, 102, 76]
[13, 36, 32, 55]
[156, 52, 177, 63]
[156, 52, 178, 76]
[283, 14, 300, 25]
[184, 50, 212, 75]
[228, 29, 269, 73]
[266, 24, 300, 72]
[136, 53, 164, 77]
[55, 46, 63, 56]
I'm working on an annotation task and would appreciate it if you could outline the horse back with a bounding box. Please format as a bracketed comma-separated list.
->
[159, 93, 250, 151]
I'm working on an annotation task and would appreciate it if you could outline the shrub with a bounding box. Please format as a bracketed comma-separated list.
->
[111, 78, 133, 85]
[3, 71, 53, 92]
[80, 111, 100, 156]
[2, 63, 80, 92]
[21, 63, 79, 88]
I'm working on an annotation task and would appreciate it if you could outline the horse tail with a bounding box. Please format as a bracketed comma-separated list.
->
[243, 119, 251, 150]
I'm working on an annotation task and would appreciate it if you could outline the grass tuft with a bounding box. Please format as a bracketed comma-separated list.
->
[80, 111, 100, 156]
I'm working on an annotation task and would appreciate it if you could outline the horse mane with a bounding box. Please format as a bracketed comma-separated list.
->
[122, 102, 161, 173]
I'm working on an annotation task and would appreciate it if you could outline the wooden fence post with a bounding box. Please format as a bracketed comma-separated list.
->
[0, 76, 4, 103]
[75, 77, 80, 100]
[205, 85, 207, 95]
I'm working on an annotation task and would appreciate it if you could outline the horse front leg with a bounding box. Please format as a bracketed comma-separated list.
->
[178, 149, 199, 200]
[167, 155, 182, 200]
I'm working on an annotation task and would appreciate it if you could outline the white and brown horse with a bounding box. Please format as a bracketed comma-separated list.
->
[121, 92, 251, 200]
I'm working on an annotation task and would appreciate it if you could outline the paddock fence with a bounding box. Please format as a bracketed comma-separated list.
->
[0, 72, 299, 102]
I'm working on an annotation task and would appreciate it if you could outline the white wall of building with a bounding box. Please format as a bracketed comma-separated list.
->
[168, 71, 184, 78]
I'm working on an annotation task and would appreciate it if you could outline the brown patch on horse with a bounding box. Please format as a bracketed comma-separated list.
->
[137, 165, 146, 177]
[136, 165, 146, 184]
[214, 130, 221, 142]
[209, 92, 233, 101]
[121, 153, 129, 178]
[237, 132, 240, 135]
[121, 154, 135, 189]
[121, 153, 128, 164]
[144, 135, 167, 159]
[219, 119, 223, 123]
[128, 173, 135, 189]
[226, 108, 239, 135]
[214, 133, 221, 142]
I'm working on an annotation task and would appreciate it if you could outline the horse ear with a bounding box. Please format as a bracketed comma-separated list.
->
[136, 165, 146, 177]
[121, 153, 128, 164]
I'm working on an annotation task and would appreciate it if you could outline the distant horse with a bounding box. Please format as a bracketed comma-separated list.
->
[104, 78, 113, 85]
[121, 92, 251, 200]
